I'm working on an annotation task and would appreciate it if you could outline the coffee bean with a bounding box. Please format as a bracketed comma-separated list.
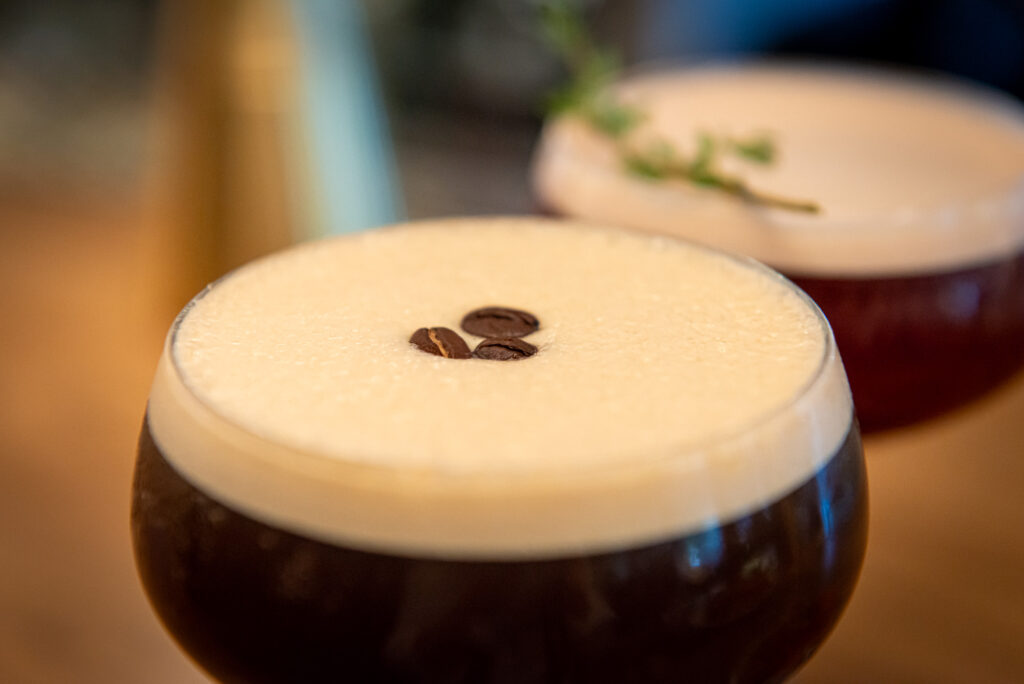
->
[473, 337, 538, 361]
[409, 327, 472, 359]
[461, 306, 539, 338]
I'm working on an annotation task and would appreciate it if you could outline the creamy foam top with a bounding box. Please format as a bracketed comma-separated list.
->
[533, 62, 1024, 276]
[147, 217, 853, 558]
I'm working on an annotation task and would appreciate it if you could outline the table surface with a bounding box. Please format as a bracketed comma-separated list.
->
[1, 187, 1022, 684]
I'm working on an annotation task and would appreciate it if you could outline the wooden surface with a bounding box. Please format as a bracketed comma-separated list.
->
[1, 188, 1022, 683]
[795, 372, 1024, 682]
[0, 187, 205, 684]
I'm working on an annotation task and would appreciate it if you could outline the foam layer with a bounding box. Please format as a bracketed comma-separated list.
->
[147, 217, 853, 558]
[533, 62, 1024, 276]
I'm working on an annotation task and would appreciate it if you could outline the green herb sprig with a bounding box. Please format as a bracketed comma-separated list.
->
[539, 1, 819, 214]
[540, 1, 640, 139]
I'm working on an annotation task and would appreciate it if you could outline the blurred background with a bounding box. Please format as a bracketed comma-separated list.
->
[2, 1, 1023, 682]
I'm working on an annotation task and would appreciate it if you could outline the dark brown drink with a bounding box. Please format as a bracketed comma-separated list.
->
[532, 63, 1024, 430]
[131, 218, 866, 682]
[133, 420, 866, 684]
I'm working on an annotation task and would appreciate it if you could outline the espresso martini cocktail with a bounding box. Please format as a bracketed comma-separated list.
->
[132, 217, 867, 684]
[533, 63, 1024, 430]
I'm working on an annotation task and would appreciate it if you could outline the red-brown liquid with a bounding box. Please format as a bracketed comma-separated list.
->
[132, 419, 867, 684]
[789, 251, 1024, 431]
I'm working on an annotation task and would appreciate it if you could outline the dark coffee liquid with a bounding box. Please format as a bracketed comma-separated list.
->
[790, 251, 1024, 431]
[132, 420, 867, 684]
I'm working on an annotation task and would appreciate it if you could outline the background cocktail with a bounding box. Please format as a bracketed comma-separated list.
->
[533, 63, 1024, 431]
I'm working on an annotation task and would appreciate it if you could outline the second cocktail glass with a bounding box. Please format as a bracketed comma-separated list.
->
[534, 63, 1024, 430]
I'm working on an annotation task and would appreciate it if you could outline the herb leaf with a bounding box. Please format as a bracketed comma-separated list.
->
[623, 141, 674, 179]
[587, 100, 641, 138]
[690, 133, 717, 180]
[731, 134, 776, 164]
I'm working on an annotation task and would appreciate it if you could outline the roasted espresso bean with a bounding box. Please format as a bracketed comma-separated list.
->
[473, 337, 538, 361]
[461, 307, 540, 338]
[410, 327, 472, 359]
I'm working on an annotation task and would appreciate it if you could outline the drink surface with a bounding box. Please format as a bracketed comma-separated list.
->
[533, 63, 1024, 276]
[147, 217, 852, 558]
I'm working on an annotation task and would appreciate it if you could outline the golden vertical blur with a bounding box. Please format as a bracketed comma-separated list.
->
[0, 1, 305, 681]
[147, 0, 303, 311]
[0, 0, 1022, 682]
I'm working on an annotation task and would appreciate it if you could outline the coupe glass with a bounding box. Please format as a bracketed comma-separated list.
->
[132, 218, 868, 683]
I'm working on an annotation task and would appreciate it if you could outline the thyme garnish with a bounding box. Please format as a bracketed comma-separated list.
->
[539, 1, 819, 214]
